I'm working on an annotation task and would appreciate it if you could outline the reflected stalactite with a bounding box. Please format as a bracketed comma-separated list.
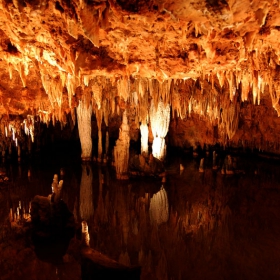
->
[118, 249, 131, 266]
[114, 110, 130, 179]
[105, 130, 109, 161]
[149, 100, 170, 160]
[77, 100, 92, 161]
[79, 164, 94, 221]
[149, 186, 169, 225]
[113, 184, 130, 246]
[94, 168, 106, 224]
[82, 220, 90, 246]
[156, 251, 168, 280]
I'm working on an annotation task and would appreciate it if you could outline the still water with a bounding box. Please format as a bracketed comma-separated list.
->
[4, 153, 280, 280]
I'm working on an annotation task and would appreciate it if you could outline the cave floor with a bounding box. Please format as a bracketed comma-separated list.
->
[0, 154, 280, 280]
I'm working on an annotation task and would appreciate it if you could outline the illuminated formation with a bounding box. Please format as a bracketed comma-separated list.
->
[77, 99, 92, 161]
[2, 1, 280, 161]
[149, 100, 170, 160]
[140, 123, 149, 155]
[9, 201, 31, 224]
[82, 221, 90, 247]
[114, 110, 130, 179]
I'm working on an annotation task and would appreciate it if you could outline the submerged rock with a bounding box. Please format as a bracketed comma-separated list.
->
[129, 154, 165, 177]
[31, 195, 75, 263]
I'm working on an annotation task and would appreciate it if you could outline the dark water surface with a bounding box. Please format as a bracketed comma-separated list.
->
[2, 154, 280, 280]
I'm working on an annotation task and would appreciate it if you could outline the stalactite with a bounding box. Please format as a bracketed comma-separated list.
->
[149, 79, 160, 108]
[66, 74, 78, 107]
[217, 71, 225, 88]
[23, 115, 35, 142]
[95, 108, 103, 162]
[221, 101, 240, 140]
[92, 78, 103, 109]
[140, 123, 149, 155]
[8, 63, 13, 80]
[252, 70, 258, 105]
[114, 110, 130, 179]
[226, 71, 235, 101]
[77, 99, 92, 161]
[241, 70, 250, 102]
[117, 77, 130, 102]
[149, 100, 170, 160]
[161, 79, 171, 104]
[82, 221, 90, 246]
[40, 72, 63, 120]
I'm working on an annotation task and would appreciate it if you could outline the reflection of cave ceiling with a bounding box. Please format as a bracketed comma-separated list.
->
[1, 0, 280, 145]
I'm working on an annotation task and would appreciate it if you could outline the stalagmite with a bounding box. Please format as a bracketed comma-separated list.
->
[77, 100, 92, 161]
[149, 100, 170, 160]
[114, 110, 130, 179]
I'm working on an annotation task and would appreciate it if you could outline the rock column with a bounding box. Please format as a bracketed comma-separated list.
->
[77, 100, 92, 161]
[114, 110, 130, 179]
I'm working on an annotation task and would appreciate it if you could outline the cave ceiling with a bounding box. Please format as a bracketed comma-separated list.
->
[0, 0, 280, 134]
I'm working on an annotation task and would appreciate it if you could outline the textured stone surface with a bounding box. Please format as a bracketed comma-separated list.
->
[1, 1, 280, 154]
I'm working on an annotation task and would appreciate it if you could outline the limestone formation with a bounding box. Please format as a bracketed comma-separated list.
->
[77, 99, 92, 161]
[114, 110, 130, 179]
[1, 1, 280, 156]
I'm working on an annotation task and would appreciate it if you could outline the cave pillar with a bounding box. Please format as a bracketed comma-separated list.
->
[114, 110, 130, 179]
[140, 123, 149, 155]
[77, 100, 92, 161]
[149, 100, 170, 161]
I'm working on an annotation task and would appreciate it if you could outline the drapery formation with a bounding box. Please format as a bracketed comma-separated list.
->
[149, 100, 170, 160]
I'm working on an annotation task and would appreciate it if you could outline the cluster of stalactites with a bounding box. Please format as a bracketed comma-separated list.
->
[5, 67, 279, 146]
[0, 115, 35, 148]
[5, 53, 30, 88]
[216, 70, 266, 105]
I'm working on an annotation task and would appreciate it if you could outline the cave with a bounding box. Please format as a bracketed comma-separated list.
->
[1, 0, 280, 279]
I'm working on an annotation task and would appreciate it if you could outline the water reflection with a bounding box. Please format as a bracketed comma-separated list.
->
[3, 157, 280, 279]
[149, 186, 169, 226]
[79, 164, 94, 221]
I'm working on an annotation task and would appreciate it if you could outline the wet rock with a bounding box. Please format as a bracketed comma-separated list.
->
[129, 154, 165, 177]
[31, 195, 75, 263]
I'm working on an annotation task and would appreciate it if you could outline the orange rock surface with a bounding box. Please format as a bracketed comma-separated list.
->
[0, 0, 280, 152]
